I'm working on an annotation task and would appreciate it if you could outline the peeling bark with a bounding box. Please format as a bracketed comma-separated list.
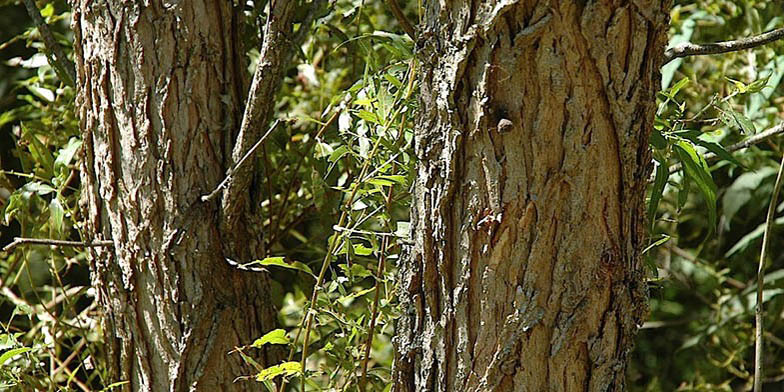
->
[71, 1, 283, 390]
[394, 1, 672, 391]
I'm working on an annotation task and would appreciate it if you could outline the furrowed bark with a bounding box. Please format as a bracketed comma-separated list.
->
[394, 1, 671, 391]
[72, 1, 283, 390]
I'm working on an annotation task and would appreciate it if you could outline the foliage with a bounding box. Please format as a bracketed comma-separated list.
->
[2, 0, 784, 391]
[634, 1, 784, 390]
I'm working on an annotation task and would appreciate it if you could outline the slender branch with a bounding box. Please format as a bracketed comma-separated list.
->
[724, 123, 784, 155]
[386, 0, 416, 39]
[3, 237, 114, 253]
[664, 27, 784, 64]
[220, 0, 325, 236]
[754, 147, 784, 392]
[21, 0, 76, 86]
[201, 120, 280, 202]
[359, 181, 396, 391]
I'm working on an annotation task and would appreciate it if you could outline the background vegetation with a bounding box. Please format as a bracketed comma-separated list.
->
[0, 0, 783, 391]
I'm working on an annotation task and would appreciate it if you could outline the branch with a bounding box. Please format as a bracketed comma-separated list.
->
[219, 0, 324, 234]
[664, 27, 784, 64]
[21, 0, 76, 86]
[3, 237, 113, 253]
[201, 120, 280, 202]
[386, 0, 417, 40]
[723, 122, 784, 155]
[754, 147, 784, 392]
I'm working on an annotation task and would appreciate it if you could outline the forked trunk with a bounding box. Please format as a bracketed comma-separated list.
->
[72, 1, 280, 390]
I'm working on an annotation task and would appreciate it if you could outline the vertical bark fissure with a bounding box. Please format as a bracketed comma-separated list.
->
[394, 1, 672, 391]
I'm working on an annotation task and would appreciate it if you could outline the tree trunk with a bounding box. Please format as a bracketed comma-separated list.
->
[71, 1, 282, 390]
[394, 2, 671, 391]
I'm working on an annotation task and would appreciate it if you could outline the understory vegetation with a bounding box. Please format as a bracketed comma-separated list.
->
[1, 0, 783, 390]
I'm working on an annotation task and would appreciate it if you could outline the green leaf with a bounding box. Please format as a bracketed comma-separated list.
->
[678, 174, 690, 211]
[356, 110, 379, 124]
[54, 138, 82, 175]
[314, 141, 334, 159]
[0, 347, 32, 367]
[39, 3, 54, 18]
[674, 141, 718, 231]
[643, 235, 671, 255]
[252, 329, 290, 348]
[721, 109, 756, 135]
[666, 77, 690, 99]
[648, 162, 669, 228]
[245, 257, 314, 276]
[49, 198, 65, 236]
[352, 243, 374, 256]
[24, 181, 55, 196]
[650, 128, 667, 150]
[726, 216, 784, 257]
[21, 123, 55, 177]
[256, 361, 302, 382]
[693, 139, 743, 168]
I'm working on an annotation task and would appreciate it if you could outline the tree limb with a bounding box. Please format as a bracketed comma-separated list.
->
[3, 237, 113, 253]
[664, 27, 784, 64]
[201, 120, 280, 203]
[21, 0, 76, 86]
[386, 0, 417, 39]
[220, 0, 324, 236]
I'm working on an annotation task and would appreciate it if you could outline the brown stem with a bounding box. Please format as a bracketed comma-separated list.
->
[664, 27, 784, 64]
[386, 0, 417, 39]
[754, 147, 784, 392]
[3, 237, 113, 253]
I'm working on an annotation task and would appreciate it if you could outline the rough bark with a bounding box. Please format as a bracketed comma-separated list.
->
[394, 1, 671, 391]
[72, 1, 282, 390]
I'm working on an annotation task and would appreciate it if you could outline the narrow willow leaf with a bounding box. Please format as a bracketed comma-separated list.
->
[693, 139, 743, 168]
[256, 361, 302, 382]
[356, 109, 379, 124]
[648, 162, 669, 228]
[650, 128, 667, 150]
[643, 235, 671, 254]
[252, 329, 289, 348]
[0, 347, 31, 367]
[722, 109, 756, 134]
[678, 172, 690, 211]
[675, 141, 718, 231]
[246, 257, 314, 276]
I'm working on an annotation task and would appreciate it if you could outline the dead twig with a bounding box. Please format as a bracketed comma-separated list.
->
[3, 237, 113, 253]
[664, 27, 784, 64]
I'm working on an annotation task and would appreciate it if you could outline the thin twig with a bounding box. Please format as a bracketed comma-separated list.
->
[201, 120, 280, 202]
[3, 237, 113, 253]
[754, 148, 784, 392]
[359, 186, 395, 391]
[386, 0, 417, 39]
[21, 0, 76, 86]
[664, 27, 784, 64]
